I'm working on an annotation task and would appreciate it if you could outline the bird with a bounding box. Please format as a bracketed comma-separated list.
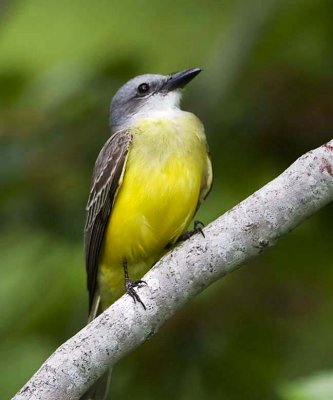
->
[82, 67, 212, 399]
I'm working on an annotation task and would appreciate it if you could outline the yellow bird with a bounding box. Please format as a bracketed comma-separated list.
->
[83, 68, 212, 399]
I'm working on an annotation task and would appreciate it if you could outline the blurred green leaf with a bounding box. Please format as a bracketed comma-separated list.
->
[279, 373, 333, 400]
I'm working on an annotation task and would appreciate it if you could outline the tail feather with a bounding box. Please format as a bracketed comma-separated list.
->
[80, 294, 112, 400]
[88, 293, 102, 323]
[80, 369, 112, 400]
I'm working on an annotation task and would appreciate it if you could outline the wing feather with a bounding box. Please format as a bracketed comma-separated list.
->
[84, 130, 132, 310]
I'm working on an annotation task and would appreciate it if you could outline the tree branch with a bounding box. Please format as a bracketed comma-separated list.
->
[14, 140, 333, 400]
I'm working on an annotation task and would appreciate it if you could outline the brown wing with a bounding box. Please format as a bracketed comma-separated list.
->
[84, 129, 132, 311]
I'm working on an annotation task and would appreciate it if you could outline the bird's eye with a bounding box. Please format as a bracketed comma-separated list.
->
[137, 83, 150, 95]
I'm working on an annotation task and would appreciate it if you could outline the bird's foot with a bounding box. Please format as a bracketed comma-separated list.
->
[178, 220, 205, 242]
[125, 278, 147, 310]
[123, 258, 147, 310]
[125, 279, 147, 310]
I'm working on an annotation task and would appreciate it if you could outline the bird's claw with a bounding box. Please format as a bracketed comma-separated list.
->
[193, 220, 205, 238]
[125, 279, 147, 310]
[178, 220, 205, 242]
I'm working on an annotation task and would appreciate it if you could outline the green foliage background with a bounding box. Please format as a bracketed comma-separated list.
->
[1, 1, 333, 399]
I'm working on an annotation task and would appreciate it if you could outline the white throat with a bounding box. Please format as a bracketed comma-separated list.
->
[130, 91, 182, 125]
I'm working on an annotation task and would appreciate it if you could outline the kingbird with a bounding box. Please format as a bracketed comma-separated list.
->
[82, 67, 212, 399]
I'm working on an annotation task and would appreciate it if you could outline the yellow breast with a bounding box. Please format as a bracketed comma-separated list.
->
[99, 112, 209, 306]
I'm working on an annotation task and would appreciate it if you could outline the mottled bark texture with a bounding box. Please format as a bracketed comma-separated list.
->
[14, 140, 333, 400]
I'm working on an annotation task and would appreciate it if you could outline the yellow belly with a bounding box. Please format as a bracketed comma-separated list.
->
[99, 113, 209, 308]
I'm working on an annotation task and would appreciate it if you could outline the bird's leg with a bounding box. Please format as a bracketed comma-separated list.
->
[123, 258, 147, 310]
[177, 220, 205, 243]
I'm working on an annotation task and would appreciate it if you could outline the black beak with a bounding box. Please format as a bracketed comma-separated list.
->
[162, 67, 202, 92]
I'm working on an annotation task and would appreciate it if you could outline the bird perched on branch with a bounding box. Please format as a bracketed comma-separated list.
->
[82, 67, 212, 399]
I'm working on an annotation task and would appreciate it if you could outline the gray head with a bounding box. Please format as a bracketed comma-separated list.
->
[110, 67, 201, 132]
